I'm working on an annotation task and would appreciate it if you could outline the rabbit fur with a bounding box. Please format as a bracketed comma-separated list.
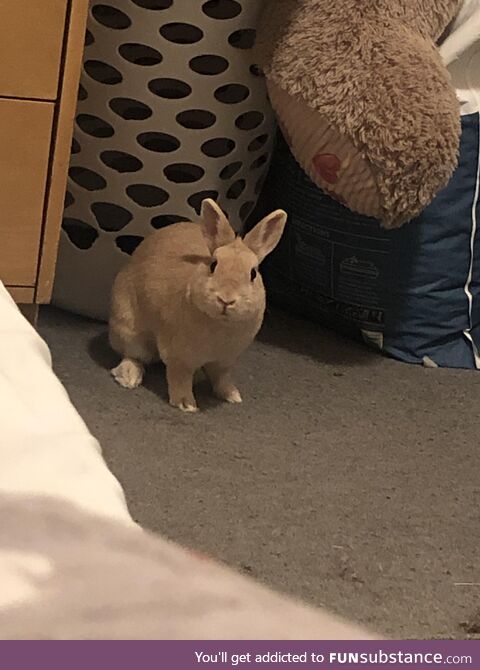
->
[109, 199, 287, 412]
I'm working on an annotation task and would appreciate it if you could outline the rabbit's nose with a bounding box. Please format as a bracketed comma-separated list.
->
[217, 296, 236, 307]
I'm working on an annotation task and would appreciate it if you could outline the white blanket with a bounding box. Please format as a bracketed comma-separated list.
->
[0, 283, 131, 524]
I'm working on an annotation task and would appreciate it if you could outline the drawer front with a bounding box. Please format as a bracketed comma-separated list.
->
[6, 286, 35, 303]
[0, 100, 54, 286]
[0, 0, 67, 100]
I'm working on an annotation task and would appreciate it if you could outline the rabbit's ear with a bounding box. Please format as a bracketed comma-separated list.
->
[200, 199, 235, 254]
[244, 210, 287, 263]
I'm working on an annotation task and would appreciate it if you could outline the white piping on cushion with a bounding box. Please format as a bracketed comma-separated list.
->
[461, 51, 480, 367]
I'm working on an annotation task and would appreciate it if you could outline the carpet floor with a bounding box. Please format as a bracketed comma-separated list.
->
[39, 306, 480, 639]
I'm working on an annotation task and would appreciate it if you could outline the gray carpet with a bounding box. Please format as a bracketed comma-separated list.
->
[39, 306, 480, 639]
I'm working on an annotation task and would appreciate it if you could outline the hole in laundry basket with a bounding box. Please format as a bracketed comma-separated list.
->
[76, 113, 114, 138]
[176, 109, 216, 129]
[71, 138, 81, 154]
[137, 131, 180, 152]
[240, 200, 255, 221]
[119, 43, 163, 66]
[131, 0, 172, 8]
[116, 235, 144, 255]
[64, 191, 75, 209]
[250, 153, 268, 170]
[228, 29, 256, 49]
[63, 218, 99, 250]
[201, 137, 235, 158]
[78, 84, 88, 101]
[164, 163, 205, 183]
[91, 202, 133, 231]
[69, 167, 107, 191]
[235, 111, 264, 130]
[126, 184, 170, 207]
[248, 133, 268, 152]
[149, 77, 192, 99]
[91, 4, 132, 29]
[85, 29, 95, 46]
[189, 54, 229, 75]
[226, 179, 246, 200]
[219, 161, 242, 179]
[151, 213, 186, 229]
[188, 190, 219, 214]
[202, 0, 242, 19]
[100, 150, 143, 173]
[109, 97, 152, 120]
[84, 60, 123, 85]
[160, 23, 204, 44]
[249, 64, 263, 77]
[214, 83, 249, 104]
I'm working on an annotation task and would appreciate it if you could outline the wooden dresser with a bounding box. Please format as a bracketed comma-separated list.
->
[0, 0, 88, 317]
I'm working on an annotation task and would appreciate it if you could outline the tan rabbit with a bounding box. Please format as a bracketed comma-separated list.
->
[109, 199, 287, 412]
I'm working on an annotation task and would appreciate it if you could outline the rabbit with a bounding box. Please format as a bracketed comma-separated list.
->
[109, 198, 287, 412]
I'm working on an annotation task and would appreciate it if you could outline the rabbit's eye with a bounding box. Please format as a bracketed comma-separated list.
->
[250, 268, 257, 282]
[210, 261, 218, 274]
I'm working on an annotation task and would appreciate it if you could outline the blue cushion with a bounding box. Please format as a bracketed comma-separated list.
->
[261, 113, 480, 368]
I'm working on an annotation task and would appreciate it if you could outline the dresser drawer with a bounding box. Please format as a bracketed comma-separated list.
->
[6, 286, 35, 303]
[0, 100, 54, 286]
[0, 0, 67, 100]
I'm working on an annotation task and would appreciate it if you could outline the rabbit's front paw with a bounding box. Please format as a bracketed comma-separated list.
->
[166, 361, 197, 412]
[111, 358, 144, 389]
[226, 388, 242, 403]
[215, 384, 243, 404]
[170, 397, 199, 413]
[204, 364, 242, 404]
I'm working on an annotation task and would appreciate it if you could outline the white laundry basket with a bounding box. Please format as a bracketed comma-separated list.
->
[53, 0, 276, 320]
